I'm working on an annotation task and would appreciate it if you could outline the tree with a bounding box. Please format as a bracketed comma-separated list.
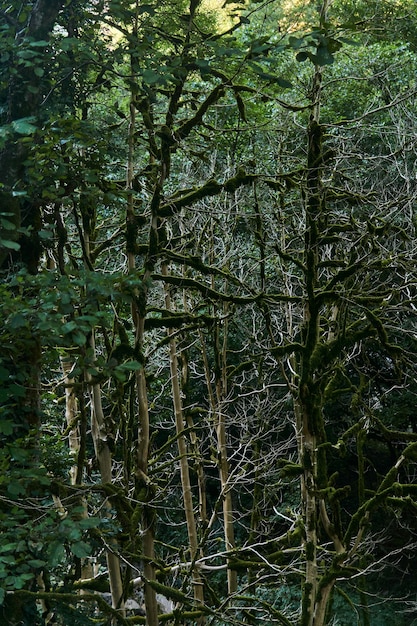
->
[1, 0, 417, 624]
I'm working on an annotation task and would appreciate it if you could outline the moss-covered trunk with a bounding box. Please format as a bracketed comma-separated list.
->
[126, 78, 159, 625]
[298, 5, 335, 622]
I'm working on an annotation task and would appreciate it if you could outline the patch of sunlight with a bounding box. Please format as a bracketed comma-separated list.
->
[200, 0, 242, 30]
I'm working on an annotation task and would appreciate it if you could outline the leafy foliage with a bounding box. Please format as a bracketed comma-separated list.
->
[1, 1, 417, 625]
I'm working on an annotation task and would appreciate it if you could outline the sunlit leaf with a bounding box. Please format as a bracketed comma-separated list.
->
[11, 118, 37, 135]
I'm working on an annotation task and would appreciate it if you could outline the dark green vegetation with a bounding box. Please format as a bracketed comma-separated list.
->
[1, 0, 417, 624]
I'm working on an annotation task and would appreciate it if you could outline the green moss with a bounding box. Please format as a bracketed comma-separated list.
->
[301, 581, 313, 626]
[125, 219, 138, 255]
[306, 541, 315, 562]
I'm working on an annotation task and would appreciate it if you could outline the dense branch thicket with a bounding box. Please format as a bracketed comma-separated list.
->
[1, 1, 417, 625]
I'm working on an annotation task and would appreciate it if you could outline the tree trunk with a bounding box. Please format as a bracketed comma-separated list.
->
[60, 356, 94, 586]
[88, 335, 125, 615]
[200, 324, 237, 596]
[126, 85, 159, 626]
[162, 262, 205, 608]
[61, 356, 81, 487]
[299, 4, 333, 624]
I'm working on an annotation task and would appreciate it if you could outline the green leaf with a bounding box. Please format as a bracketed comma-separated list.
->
[7, 480, 25, 496]
[78, 516, 100, 529]
[252, 68, 293, 88]
[0, 588, 5, 605]
[0, 365, 10, 381]
[143, 69, 163, 85]
[0, 555, 15, 564]
[27, 559, 46, 568]
[84, 171, 98, 182]
[315, 44, 335, 66]
[0, 218, 17, 231]
[11, 118, 37, 135]
[72, 331, 87, 346]
[338, 36, 360, 46]
[288, 36, 304, 50]
[116, 360, 142, 372]
[0, 126, 10, 140]
[9, 313, 27, 329]
[28, 40, 50, 47]
[48, 541, 65, 566]
[195, 59, 211, 77]
[38, 229, 53, 240]
[137, 3, 155, 15]
[275, 77, 293, 89]
[9, 446, 29, 462]
[327, 38, 343, 54]
[0, 543, 17, 553]
[17, 49, 39, 60]
[0, 240, 20, 250]
[13, 573, 34, 588]
[296, 51, 309, 62]
[62, 320, 78, 334]
[8, 383, 26, 398]
[0, 420, 14, 436]
[70, 541, 91, 559]
[248, 38, 272, 56]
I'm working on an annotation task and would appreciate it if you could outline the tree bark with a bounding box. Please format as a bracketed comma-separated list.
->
[200, 323, 237, 596]
[299, 4, 333, 625]
[126, 80, 159, 625]
[88, 334, 124, 615]
[162, 262, 205, 608]
[61, 356, 94, 586]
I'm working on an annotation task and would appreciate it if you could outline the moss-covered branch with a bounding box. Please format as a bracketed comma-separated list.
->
[161, 247, 251, 289]
[158, 169, 257, 216]
[176, 83, 225, 141]
[9, 590, 129, 625]
[152, 272, 300, 305]
[144, 311, 215, 330]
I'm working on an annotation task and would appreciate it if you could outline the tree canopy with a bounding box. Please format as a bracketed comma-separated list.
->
[1, 1, 417, 625]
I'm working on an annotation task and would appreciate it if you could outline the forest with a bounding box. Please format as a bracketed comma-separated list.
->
[1, 0, 417, 624]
